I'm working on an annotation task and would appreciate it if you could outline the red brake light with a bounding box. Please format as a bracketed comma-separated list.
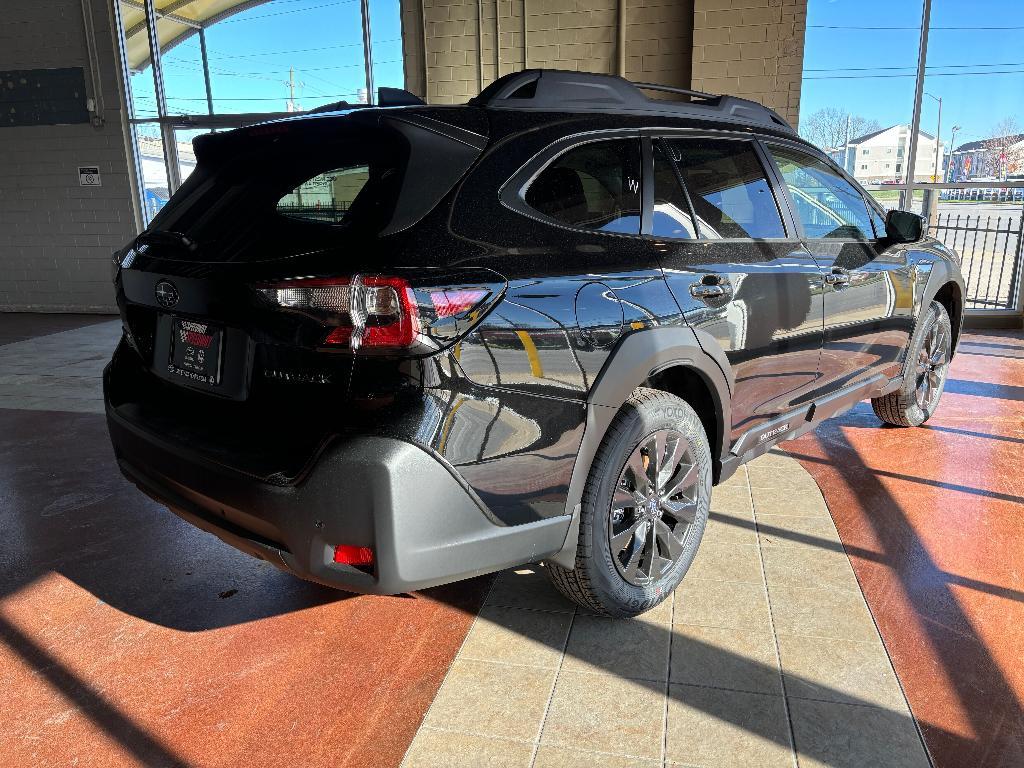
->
[258, 275, 419, 351]
[333, 544, 374, 566]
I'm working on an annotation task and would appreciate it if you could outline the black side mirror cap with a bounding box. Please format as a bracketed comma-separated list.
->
[885, 209, 924, 243]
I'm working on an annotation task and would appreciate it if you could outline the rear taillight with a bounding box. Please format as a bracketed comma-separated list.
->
[258, 275, 420, 351]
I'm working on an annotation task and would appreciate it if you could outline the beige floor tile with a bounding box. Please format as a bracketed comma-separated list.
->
[703, 507, 759, 546]
[777, 634, 908, 710]
[788, 698, 931, 768]
[562, 614, 670, 681]
[540, 671, 665, 760]
[704, 484, 756, 546]
[533, 745, 660, 767]
[423, 659, 555, 742]
[755, 513, 844, 551]
[710, 484, 754, 513]
[717, 466, 750, 489]
[485, 566, 577, 614]
[769, 585, 879, 642]
[750, 485, 831, 518]
[402, 728, 534, 768]
[761, 547, 860, 593]
[686, 541, 764, 585]
[746, 469, 822, 495]
[578, 590, 674, 626]
[665, 684, 793, 768]
[670, 623, 782, 696]
[673, 578, 772, 632]
[459, 605, 573, 669]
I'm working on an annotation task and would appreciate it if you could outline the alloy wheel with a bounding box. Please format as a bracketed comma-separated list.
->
[914, 321, 950, 411]
[608, 429, 699, 586]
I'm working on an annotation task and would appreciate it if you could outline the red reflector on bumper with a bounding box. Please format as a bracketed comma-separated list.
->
[333, 544, 374, 566]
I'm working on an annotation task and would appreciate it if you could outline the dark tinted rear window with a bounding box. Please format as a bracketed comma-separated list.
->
[149, 122, 406, 246]
[524, 139, 642, 234]
[145, 113, 483, 261]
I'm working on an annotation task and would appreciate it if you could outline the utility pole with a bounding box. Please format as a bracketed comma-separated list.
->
[287, 67, 300, 112]
[925, 93, 942, 182]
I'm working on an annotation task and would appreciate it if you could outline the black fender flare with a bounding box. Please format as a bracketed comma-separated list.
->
[548, 325, 733, 568]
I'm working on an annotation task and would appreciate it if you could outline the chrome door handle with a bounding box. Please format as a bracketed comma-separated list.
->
[689, 280, 732, 300]
[823, 268, 851, 287]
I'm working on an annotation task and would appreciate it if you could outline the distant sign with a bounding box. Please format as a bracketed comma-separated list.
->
[78, 166, 101, 186]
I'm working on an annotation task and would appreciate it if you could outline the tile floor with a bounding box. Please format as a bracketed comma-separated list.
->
[402, 452, 932, 768]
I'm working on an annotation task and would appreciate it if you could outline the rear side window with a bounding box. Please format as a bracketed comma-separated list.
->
[768, 146, 875, 240]
[276, 165, 370, 224]
[664, 138, 785, 239]
[524, 139, 641, 234]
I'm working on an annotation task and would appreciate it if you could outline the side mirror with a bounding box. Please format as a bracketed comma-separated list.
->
[885, 209, 924, 243]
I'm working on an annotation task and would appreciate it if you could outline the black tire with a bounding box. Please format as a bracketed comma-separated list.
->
[546, 387, 712, 618]
[871, 300, 952, 427]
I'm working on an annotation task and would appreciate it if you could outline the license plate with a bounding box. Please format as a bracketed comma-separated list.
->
[168, 318, 223, 385]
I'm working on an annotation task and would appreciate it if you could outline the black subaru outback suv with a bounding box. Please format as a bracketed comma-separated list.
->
[105, 70, 963, 617]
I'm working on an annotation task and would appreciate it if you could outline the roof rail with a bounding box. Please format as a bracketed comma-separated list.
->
[469, 69, 794, 133]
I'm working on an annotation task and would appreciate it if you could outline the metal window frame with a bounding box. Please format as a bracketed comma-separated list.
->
[116, 0, 380, 221]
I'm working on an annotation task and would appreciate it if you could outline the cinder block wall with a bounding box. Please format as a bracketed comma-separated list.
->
[401, 0, 804, 129]
[0, 0, 135, 313]
[690, 0, 806, 128]
[402, 0, 697, 105]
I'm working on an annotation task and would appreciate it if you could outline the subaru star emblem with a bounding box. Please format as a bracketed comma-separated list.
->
[155, 280, 179, 309]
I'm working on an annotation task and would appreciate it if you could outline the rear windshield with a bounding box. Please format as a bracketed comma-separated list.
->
[145, 113, 482, 262]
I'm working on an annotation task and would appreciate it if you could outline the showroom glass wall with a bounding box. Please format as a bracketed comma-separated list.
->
[113, 0, 403, 224]
[800, 0, 1024, 313]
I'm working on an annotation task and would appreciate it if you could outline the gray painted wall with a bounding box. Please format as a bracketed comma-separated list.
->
[0, 0, 137, 313]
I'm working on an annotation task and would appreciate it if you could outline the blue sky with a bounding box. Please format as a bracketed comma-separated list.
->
[131, 0, 1023, 150]
[801, 0, 1024, 147]
[132, 0, 405, 119]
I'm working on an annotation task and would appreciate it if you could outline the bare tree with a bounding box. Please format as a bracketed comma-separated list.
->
[982, 117, 1024, 178]
[800, 107, 882, 150]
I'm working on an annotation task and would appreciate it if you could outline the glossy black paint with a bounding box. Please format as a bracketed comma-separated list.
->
[105, 93, 964, 583]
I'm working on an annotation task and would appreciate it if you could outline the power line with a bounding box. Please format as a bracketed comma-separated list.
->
[219, 0, 359, 25]
[805, 61, 1024, 73]
[808, 25, 1024, 30]
[805, 69, 1024, 81]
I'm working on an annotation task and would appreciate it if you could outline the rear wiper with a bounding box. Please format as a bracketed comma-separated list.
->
[136, 230, 199, 253]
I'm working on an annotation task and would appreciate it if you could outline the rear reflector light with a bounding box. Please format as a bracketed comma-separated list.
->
[333, 544, 374, 566]
[258, 275, 419, 351]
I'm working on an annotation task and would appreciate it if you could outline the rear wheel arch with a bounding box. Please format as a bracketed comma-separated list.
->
[643, 364, 723, 481]
[931, 280, 963, 354]
[548, 326, 731, 569]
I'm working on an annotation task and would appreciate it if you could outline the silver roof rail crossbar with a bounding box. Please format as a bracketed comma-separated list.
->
[470, 70, 794, 133]
[632, 82, 718, 101]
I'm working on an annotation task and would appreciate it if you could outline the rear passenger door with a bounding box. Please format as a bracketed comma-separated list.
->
[764, 144, 915, 392]
[651, 136, 824, 448]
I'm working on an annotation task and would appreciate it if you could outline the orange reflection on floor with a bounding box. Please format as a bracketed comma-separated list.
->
[788, 330, 1024, 768]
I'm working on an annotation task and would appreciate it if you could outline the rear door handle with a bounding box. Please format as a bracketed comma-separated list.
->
[689, 278, 732, 301]
[823, 268, 851, 287]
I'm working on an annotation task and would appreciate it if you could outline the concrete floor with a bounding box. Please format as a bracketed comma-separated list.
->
[0, 314, 1021, 767]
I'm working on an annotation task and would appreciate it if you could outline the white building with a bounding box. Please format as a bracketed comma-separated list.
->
[831, 125, 944, 185]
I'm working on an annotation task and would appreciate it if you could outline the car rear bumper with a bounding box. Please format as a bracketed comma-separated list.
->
[106, 402, 571, 595]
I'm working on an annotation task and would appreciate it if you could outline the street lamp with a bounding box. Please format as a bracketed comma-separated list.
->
[924, 92, 942, 182]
